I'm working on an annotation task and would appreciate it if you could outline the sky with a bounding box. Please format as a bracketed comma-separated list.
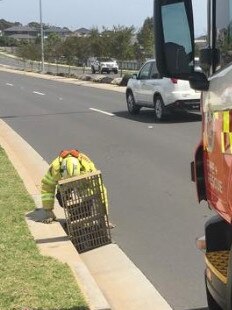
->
[0, 0, 207, 36]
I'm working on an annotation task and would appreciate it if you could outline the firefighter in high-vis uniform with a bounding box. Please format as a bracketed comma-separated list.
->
[41, 149, 112, 225]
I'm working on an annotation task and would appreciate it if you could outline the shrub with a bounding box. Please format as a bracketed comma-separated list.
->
[120, 73, 133, 86]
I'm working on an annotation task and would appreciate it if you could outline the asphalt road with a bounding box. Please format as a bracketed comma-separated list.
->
[0, 70, 212, 310]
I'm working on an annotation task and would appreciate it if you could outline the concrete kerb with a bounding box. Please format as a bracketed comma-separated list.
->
[0, 67, 173, 310]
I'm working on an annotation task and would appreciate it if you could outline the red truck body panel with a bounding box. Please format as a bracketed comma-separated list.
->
[202, 110, 232, 223]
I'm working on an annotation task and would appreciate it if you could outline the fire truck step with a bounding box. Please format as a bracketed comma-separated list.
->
[205, 251, 229, 284]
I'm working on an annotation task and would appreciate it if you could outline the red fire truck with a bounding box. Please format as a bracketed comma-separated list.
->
[154, 0, 232, 309]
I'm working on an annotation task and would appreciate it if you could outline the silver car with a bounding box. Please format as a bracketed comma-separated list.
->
[91, 58, 119, 74]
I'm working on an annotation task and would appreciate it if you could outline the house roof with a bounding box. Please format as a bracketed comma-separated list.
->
[4, 26, 37, 32]
[8, 34, 36, 39]
[75, 27, 90, 34]
[4, 25, 71, 36]
[44, 27, 71, 34]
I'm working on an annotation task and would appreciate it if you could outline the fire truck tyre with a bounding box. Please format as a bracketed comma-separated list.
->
[127, 92, 140, 115]
[91, 66, 95, 74]
[154, 96, 165, 121]
[206, 286, 222, 310]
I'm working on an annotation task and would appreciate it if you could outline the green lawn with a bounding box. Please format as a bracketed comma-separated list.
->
[0, 146, 89, 310]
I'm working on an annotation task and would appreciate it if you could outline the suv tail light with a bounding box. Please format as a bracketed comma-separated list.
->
[170, 78, 178, 84]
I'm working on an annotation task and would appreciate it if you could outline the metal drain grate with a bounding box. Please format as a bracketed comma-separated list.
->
[58, 171, 112, 253]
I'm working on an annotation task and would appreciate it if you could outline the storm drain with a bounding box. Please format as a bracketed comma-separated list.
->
[58, 171, 112, 253]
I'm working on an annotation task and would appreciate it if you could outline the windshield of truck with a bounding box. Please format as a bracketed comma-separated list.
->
[215, 0, 232, 71]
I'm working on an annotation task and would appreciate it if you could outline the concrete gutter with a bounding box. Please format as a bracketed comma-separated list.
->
[0, 67, 173, 310]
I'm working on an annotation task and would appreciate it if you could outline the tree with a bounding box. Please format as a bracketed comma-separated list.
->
[44, 33, 63, 62]
[137, 17, 154, 59]
[87, 26, 135, 60]
[0, 19, 22, 31]
[62, 36, 78, 65]
[133, 42, 145, 63]
[88, 28, 105, 57]
[61, 35, 92, 65]
[108, 26, 135, 60]
[0, 36, 18, 47]
[76, 37, 91, 63]
[16, 42, 41, 60]
[27, 22, 40, 29]
[10, 17, 156, 64]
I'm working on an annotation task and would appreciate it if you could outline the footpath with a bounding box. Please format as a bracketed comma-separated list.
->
[0, 66, 173, 310]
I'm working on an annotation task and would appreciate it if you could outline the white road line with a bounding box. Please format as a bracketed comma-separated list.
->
[89, 108, 114, 116]
[33, 91, 45, 96]
[6, 83, 13, 86]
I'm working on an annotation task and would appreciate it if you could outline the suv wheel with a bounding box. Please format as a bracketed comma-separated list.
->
[154, 96, 165, 121]
[114, 69, 118, 74]
[127, 92, 140, 115]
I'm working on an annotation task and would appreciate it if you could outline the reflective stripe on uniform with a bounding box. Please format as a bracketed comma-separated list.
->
[42, 198, 54, 203]
[41, 191, 56, 205]
[41, 193, 54, 200]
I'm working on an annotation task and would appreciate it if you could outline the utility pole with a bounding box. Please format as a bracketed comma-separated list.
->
[39, 0, 44, 72]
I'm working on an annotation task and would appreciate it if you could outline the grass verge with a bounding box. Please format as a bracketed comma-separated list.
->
[0, 146, 89, 310]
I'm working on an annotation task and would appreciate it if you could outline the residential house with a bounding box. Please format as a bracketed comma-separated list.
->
[73, 27, 90, 37]
[44, 27, 71, 39]
[3, 25, 72, 42]
[3, 26, 38, 41]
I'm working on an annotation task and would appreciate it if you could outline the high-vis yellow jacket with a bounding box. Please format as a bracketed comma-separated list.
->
[41, 152, 108, 211]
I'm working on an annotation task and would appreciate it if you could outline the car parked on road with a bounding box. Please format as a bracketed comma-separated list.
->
[126, 59, 201, 121]
[91, 58, 119, 74]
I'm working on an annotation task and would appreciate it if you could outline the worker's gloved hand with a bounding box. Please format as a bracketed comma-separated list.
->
[108, 221, 116, 229]
[41, 210, 56, 224]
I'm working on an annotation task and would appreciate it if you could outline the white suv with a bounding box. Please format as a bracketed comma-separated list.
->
[91, 58, 119, 74]
[126, 59, 201, 120]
